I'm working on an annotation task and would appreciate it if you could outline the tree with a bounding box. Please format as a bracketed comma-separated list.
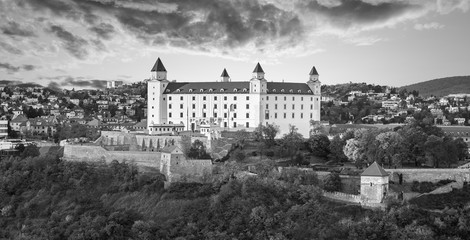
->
[375, 132, 404, 167]
[21, 144, 40, 158]
[310, 120, 328, 136]
[254, 123, 279, 148]
[280, 125, 304, 160]
[424, 135, 446, 168]
[307, 134, 330, 158]
[187, 140, 211, 159]
[323, 172, 341, 192]
[328, 135, 348, 162]
[234, 129, 251, 149]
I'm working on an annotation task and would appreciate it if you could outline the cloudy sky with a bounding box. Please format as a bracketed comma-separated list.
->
[0, 0, 469, 89]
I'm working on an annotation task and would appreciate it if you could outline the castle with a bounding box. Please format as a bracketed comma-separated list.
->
[147, 58, 321, 136]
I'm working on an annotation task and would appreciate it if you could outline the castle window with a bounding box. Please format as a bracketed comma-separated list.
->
[275, 96, 278, 101]
[180, 104, 183, 109]
[246, 122, 249, 128]
[267, 96, 269, 100]
[246, 104, 249, 109]
[301, 113, 303, 118]
[192, 104, 196, 109]
[169, 96, 172, 101]
[180, 112, 183, 117]
[298, 90, 301, 93]
[311, 97, 313, 101]
[273, 89, 276, 92]
[176, 89, 181, 92]
[292, 96, 295, 101]
[310, 113, 312, 118]
[224, 104, 227, 109]
[169, 112, 172, 118]
[233, 113, 237, 118]
[203, 104, 206, 109]
[169, 104, 172, 109]
[180, 96, 183, 100]
[243, 88, 247, 92]
[292, 113, 295, 118]
[203, 112, 206, 117]
[203, 96, 206, 101]
[152, 106, 154, 109]
[224, 113, 227, 118]
[289, 89, 293, 93]
[301, 104, 303, 110]
[284, 104, 286, 110]
[234, 88, 238, 92]
[214, 104, 218, 109]
[200, 89, 204, 92]
[266, 104, 269, 109]
[224, 96, 227, 101]
[189, 89, 193, 92]
[292, 104, 295, 110]
[281, 89, 285, 92]
[220, 88, 225, 92]
[246, 96, 249, 100]
[192, 96, 196, 101]
[166, 89, 170, 92]
[246, 113, 249, 118]
[284, 96, 286, 101]
[214, 112, 218, 118]
[234, 96, 237, 100]
[192, 112, 195, 117]
[310, 104, 313, 110]
[274, 113, 277, 118]
[301, 97, 303, 101]
[214, 96, 217, 100]
[283, 113, 286, 119]
[275, 104, 277, 109]
[370, 183, 373, 186]
[308, 90, 312, 93]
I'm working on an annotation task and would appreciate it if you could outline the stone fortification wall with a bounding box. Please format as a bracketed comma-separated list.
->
[387, 169, 470, 183]
[169, 159, 212, 183]
[322, 191, 362, 204]
[63, 145, 160, 168]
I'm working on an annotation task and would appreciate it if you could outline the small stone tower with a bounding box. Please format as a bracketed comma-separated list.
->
[252, 62, 265, 80]
[220, 68, 230, 82]
[360, 162, 389, 203]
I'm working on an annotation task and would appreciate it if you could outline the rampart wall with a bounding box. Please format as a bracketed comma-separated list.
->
[387, 169, 470, 183]
[63, 145, 160, 168]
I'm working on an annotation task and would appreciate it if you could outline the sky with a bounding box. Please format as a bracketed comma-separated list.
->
[0, 0, 469, 90]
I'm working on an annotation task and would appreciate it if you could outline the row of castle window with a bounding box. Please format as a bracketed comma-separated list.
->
[164, 103, 316, 110]
[165, 96, 315, 101]
[168, 112, 313, 119]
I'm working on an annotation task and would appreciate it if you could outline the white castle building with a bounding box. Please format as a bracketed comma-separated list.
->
[147, 58, 321, 137]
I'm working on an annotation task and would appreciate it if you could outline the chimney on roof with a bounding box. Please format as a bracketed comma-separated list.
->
[220, 68, 230, 82]
[252, 62, 265, 80]
[150, 57, 167, 81]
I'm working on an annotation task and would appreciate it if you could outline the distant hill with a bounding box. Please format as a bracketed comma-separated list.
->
[401, 76, 470, 97]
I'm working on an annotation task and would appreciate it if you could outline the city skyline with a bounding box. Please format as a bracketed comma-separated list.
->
[0, 0, 469, 89]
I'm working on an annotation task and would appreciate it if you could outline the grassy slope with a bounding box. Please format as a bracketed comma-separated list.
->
[401, 76, 470, 97]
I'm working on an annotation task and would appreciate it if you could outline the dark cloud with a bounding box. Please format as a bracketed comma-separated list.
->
[89, 23, 115, 40]
[61, 76, 107, 89]
[49, 24, 89, 59]
[17, 0, 423, 56]
[0, 42, 23, 55]
[1, 21, 36, 37]
[301, 0, 421, 28]
[0, 62, 37, 73]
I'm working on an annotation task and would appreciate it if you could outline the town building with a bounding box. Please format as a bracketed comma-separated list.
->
[360, 162, 389, 204]
[0, 119, 8, 139]
[147, 58, 321, 136]
[106, 80, 123, 89]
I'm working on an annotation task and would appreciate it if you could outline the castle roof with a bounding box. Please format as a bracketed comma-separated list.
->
[151, 58, 167, 72]
[253, 63, 264, 73]
[161, 145, 182, 154]
[361, 162, 388, 177]
[221, 68, 230, 77]
[163, 82, 314, 95]
[309, 66, 319, 75]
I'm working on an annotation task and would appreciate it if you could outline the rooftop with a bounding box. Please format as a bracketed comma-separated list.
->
[361, 162, 389, 177]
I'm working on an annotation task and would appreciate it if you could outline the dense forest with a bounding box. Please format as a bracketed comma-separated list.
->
[401, 76, 470, 97]
[2, 150, 470, 239]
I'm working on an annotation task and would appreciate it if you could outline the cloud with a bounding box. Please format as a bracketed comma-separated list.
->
[47, 81, 62, 91]
[0, 62, 37, 73]
[0, 42, 23, 55]
[5, 0, 470, 62]
[414, 22, 445, 30]
[49, 24, 89, 59]
[89, 23, 115, 40]
[1, 21, 36, 37]
[61, 76, 107, 89]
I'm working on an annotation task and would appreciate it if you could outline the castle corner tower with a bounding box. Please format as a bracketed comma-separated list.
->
[147, 58, 169, 132]
[220, 68, 230, 82]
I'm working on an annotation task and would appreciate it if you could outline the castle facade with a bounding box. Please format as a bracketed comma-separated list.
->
[147, 58, 321, 136]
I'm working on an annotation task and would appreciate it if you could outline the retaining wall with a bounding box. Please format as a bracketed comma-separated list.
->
[387, 169, 470, 183]
[63, 145, 161, 168]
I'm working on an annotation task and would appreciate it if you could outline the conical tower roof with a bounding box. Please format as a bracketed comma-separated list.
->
[253, 62, 264, 73]
[221, 68, 230, 77]
[151, 58, 167, 72]
[361, 162, 388, 177]
[309, 66, 319, 75]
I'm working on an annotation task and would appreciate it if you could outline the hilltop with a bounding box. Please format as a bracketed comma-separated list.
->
[401, 76, 470, 97]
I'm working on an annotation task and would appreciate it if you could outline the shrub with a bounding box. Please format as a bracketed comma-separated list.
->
[266, 151, 274, 157]
[323, 172, 342, 192]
